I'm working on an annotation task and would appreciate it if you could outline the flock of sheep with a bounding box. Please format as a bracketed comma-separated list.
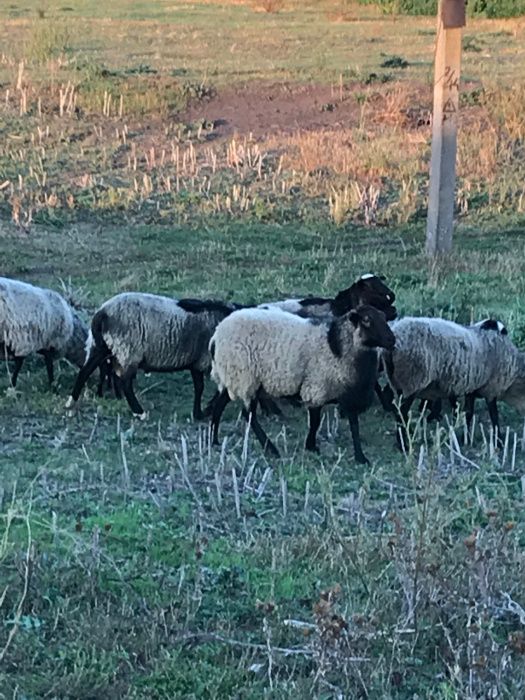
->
[2, 273, 525, 464]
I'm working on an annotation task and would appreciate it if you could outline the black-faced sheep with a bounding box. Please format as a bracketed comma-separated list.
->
[258, 273, 397, 322]
[66, 293, 242, 419]
[209, 304, 395, 464]
[383, 316, 525, 448]
[0, 277, 88, 386]
[257, 273, 397, 413]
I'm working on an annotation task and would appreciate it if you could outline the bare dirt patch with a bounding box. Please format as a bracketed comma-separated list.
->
[179, 82, 364, 138]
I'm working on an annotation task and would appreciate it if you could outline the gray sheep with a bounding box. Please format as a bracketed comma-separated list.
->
[0, 276, 88, 386]
[66, 293, 241, 419]
[383, 316, 525, 447]
[209, 304, 395, 464]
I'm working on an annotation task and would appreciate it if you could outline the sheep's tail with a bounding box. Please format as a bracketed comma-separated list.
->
[67, 310, 111, 405]
[91, 309, 110, 352]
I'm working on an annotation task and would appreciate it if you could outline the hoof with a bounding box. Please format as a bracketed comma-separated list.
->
[134, 411, 148, 421]
[264, 444, 281, 459]
[354, 453, 370, 465]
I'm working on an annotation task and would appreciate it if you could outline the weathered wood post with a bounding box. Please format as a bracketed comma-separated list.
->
[425, 0, 466, 256]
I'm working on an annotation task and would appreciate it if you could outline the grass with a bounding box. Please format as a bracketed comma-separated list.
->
[1, 1, 525, 697]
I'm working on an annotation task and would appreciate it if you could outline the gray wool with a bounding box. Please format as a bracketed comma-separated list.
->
[210, 307, 373, 409]
[64, 312, 89, 368]
[384, 316, 525, 410]
[88, 292, 234, 375]
[0, 276, 84, 365]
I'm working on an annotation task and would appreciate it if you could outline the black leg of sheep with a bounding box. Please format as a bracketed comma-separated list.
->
[348, 411, 369, 465]
[241, 399, 280, 458]
[210, 389, 231, 444]
[305, 407, 322, 453]
[190, 369, 205, 420]
[120, 367, 144, 417]
[40, 350, 55, 386]
[10, 356, 25, 387]
[486, 398, 503, 448]
[70, 346, 108, 401]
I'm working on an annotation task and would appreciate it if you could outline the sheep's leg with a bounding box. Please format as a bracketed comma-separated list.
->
[242, 399, 280, 458]
[348, 411, 369, 465]
[211, 389, 230, 445]
[96, 360, 110, 397]
[112, 372, 123, 400]
[190, 369, 205, 420]
[10, 356, 25, 387]
[486, 399, 502, 448]
[396, 396, 414, 453]
[426, 399, 443, 422]
[41, 350, 54, 386]
[465, 394, 476, 433]
[120, 367, 145, 418]
[258, 395, 283, 417]
[378, 383, 394, 412]
[203, 389, 220, 418]
[305, 407, 322, 453]
[68, 346, 108, 403]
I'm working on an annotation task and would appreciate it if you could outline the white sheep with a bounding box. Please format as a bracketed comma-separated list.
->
[257, 273, 397, 415]
[0, 276, 88, 386]
[66, 293, 242, 419]
[383, 316, 525, 447]
[209, 304, 395, 464]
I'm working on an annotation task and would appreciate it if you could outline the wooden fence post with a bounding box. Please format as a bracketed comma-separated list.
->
[425, 0, 466, 257]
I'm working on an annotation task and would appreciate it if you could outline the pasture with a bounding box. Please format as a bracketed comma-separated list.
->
[1, 1, 525, 697]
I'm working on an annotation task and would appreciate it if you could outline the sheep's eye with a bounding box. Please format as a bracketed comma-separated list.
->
[362, 317, 371, 327]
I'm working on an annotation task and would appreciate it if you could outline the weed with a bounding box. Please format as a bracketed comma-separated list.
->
[380, 54, 409, 68]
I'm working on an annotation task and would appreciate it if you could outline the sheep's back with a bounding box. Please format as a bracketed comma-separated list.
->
[98, 293, 223, 371]
[389, 318, 490, 398]
[0, 278, 73, 356]
[211, 309, 313, 402]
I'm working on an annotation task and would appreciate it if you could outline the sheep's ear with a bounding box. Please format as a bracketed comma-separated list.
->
[349, 310, 361, 327]
[327, 321, 343, 357]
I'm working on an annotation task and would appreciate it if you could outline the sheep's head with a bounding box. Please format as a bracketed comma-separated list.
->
[349, 305, 395, 351]
[64, 312, 89, 368]
[333, 274, 397, 320]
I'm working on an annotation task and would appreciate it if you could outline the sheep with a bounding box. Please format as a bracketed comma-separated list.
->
[66, 293, 242, 419]
[257, 273, 397, 414]
[382, 316, 525, 448]
[0, 276, 88, 386]
[258, 273, 397, 322]
[208, 304, 395, 464]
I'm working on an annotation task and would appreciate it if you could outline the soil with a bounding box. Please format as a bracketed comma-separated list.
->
[179, 82, 364, 138]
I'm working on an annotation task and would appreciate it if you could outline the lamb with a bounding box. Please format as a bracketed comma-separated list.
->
[208, 304, 395, 464]
[0, 276, 88, 386]
[258, 273, 397, 322]
[66, 293, 242, 419]
[382, 316, 525, 448]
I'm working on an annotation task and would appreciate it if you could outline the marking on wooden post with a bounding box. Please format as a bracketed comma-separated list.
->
[425, 0, 465, 257]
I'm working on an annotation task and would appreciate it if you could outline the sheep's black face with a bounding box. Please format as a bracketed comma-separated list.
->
[349, 305, 395, 350]
[333, 274, 397, 320]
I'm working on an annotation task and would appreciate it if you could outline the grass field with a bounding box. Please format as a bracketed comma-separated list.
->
[1, 1, 525, 698]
